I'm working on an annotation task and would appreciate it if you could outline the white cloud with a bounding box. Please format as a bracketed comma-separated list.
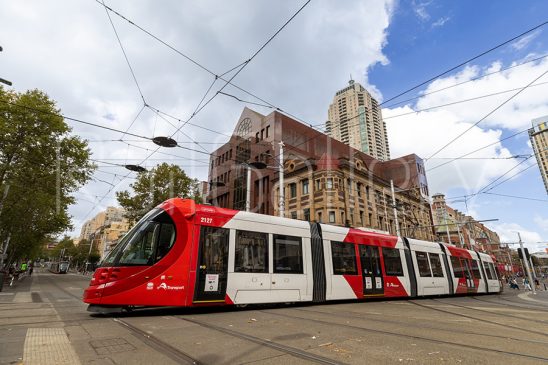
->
[0, 0, 397, 234]
[534, 216, 548, 232]
[412, 0, 432, 21]
[510, 30, 542, 51]
[432, 16, 450, 28]
[384, 56, 548, 197]
[489, 222, 545, 252]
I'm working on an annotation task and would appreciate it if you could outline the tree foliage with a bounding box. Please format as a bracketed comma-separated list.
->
[116, 163, 201, 223]
[0, 88, 95, 266]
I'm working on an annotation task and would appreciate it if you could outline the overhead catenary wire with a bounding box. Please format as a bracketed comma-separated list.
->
[76, 1, 313, 225]
[101, 0, 146, 105]
[378, 20, 548, 106]
[425, 68, 548, 160]
[482, 192, 548, 203]
[383, 52, 548, 109]
[96, 0, 313, 131]
[426, 128, 530, 171]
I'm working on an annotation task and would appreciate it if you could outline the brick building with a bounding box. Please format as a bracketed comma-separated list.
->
[207, 108, 435, 241]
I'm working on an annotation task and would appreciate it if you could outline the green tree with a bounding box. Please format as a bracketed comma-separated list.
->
[116, 162, 201, 223]
[51, 236, 75, 260]
[0, 88, 95, 266]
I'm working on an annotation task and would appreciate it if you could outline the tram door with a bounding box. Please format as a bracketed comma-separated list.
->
[359, 245, 384, 296]
[194, 226, 229, 303]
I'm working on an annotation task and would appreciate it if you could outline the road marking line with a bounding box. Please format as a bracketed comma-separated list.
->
[14, 292, 32, 303]
[24, 328, 81, 365]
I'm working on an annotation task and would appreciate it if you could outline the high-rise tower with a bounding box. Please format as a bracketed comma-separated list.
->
[325, 80, 390, 161]
[529, 115, 548, 194]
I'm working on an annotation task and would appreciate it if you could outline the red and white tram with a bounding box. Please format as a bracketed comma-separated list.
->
[83, 198, 501, 312]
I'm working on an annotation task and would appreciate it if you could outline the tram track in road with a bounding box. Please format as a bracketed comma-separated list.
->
[291, 306, 548, 346]
[113, 317, 202, 365]
[472, 295, 548, 312]
[43, 274, 204, 364]
[174, 315, 346, 365]
[429, 297, 548, 324]
[409, 300, 548, 338]
[259, 309, 548, 362]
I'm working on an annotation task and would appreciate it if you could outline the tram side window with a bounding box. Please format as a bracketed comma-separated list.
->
[118, 222, 159, 266]
[488, 262, 498, 280]
[415, 251, 431, 277]
[428, 253, 445, 277]
[154, 222, 176, 262]
[450, 256, 464, 278]
[235, 230, 268, 273]
[382, 248, 404, 276]
[273, 235, 303, 274]
[483, 261, 494, 280]
[471, 260, 482, 280]
[331, 241, 357, 275]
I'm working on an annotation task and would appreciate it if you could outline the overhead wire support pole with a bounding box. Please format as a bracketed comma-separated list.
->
[279, 141, 285, 217]
[518, 232, 536, 295]
[390, 180, 400, 237]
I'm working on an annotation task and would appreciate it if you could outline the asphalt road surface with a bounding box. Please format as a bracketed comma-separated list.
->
[1, 270, 548, 364]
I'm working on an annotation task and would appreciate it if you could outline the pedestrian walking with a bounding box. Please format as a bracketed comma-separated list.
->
[524, 278, 532, 291]
[29, 263, 34, 276]
[510, 277, 519, 290]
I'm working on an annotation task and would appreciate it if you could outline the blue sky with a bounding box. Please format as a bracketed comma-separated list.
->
[374, 1, 548, 250]
[1, 0, 547, 252]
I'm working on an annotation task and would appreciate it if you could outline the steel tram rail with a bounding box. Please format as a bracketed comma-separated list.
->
[289, 305, 548, 346]
[429, 297, 548, 324]
[409, 300, 548, 338]
[173, 315, 346, 365]
[259, 309, 548, 362]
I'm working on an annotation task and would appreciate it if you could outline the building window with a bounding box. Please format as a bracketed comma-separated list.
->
[290, 211, 297, 219]
[360, 211, 364, 226]
[265, 125, 270, 138]
[315, 179, 322, 191]
[331, 241, 357, 275]
[304, 208, 310, 221]
[289, 183, 297, 198]
[326, 178, 334, 189]
[329, 211, 336, 223]
[301, 179, 309, 195]
[347, 179, 352, 194]
[273, 235, 303, 274]
[317, 211, 323, 223]
[382, 248, 404, 276]
[235, 230, 268, 273]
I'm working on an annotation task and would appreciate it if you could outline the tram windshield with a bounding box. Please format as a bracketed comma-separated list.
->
[101, 208, 176, 267]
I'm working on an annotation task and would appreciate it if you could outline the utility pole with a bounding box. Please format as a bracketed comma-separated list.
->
[390, 180, 400, 236]
[518, 232, 536, 295]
